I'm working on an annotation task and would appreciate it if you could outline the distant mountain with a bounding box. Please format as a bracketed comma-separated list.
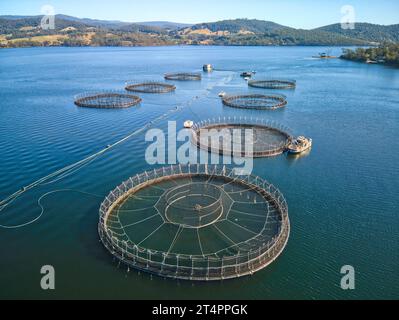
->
[0, 16, 175, 47]
[0, 16, 91, 33]
[315, 23, 399, 43]
[0, 15, 189, 30]
[117, 23, 168, 34]
[137, 21, 192, 30]
[55, 14, 130, 29]
[179, 19, 369, 46]
[1, 15, 398, 48]
[0, 15, 39, 20]
[185, 19, 290, 33]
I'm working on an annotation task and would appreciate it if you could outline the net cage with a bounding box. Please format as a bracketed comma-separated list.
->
[164, 73, 202, 81]
[248, 79, 297, 90]
[191, 117, 293, 158]
[98, 164, 290, 281]
[125, 81, 176, 94]
[74, 91, 142, 109]
[222, 94, 287, 110]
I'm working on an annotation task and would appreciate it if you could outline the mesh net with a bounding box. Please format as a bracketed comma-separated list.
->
[164, 73, 202, 81]
[248, 79, 296, 90]
[99, 164, 290, 281]
[192, 118, 292, 158]
[125, 82, 176, 93]
[222, 94, 287, 110]
[74, 91, 142, 109]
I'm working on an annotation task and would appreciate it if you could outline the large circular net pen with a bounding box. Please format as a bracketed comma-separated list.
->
[192, 117, 292, 158]
[98, 164, 290, 281]
[125, 82, 176, 94]
[164, 73, 202, 81]
[222, 94, 287, 110]
[74, 91, 142, 109]
[248, 79, 296, 90]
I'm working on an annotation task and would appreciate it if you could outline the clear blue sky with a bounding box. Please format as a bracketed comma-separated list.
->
[1, 0, 398, 29]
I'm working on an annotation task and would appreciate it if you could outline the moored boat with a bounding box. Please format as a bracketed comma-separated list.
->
[288, 136, 312, 154]
[203, 64, 213, 72]
[240, 71, 253, 78]
[312, 52, 337, 59]
[184, 120, 194, 129]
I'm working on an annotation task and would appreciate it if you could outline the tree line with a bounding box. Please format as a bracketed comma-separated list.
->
[341, 44, 399, 66]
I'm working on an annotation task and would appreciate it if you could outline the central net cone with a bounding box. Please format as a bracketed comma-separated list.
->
[164, 183, 224, 228]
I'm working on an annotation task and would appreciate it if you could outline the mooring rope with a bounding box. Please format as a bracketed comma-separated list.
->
[0, 189, 103, 229]
[0, 73, 234, 229]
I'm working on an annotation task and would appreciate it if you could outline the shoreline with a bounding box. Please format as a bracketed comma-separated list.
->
[0, 44, 369, 50]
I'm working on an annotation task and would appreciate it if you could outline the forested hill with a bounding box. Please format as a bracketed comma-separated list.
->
[1, 16, 398, 48]
[178, 19, 370, 46]
[187, 19, 290, 33]
[315, 23, 399, 43]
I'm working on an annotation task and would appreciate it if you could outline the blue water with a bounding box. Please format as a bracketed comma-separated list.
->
[0, 46, 398, 299]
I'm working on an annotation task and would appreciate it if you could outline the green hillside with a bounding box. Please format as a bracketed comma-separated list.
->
[315, 23, 399, 43]
[1, 16, 398, 48]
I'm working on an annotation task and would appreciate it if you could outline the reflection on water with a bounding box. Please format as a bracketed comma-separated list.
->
[286, 148, 313, 162]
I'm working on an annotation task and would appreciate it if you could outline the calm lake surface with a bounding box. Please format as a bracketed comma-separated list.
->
[0, 46, 398, 300]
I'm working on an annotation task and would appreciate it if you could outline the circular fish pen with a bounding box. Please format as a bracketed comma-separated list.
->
[192, 117, 292, 158]
[164, 73, 202, 81]
[222, 94, 287, 110]
[125, 82, 176, 94]
[248, 79, 296, 90]
[74, 91, 142, 109]
[98, 164, 290, 281]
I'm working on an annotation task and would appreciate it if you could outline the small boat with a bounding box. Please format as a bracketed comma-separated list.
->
[288, 136, 312, 154]
[184, 120, 194, 129]
[218, 91, 226, 97]
[203, 64, 213, 72]
[240, 71, 253, 78]
[312, 52, 337, 59]
[366, 59, 378, 64]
